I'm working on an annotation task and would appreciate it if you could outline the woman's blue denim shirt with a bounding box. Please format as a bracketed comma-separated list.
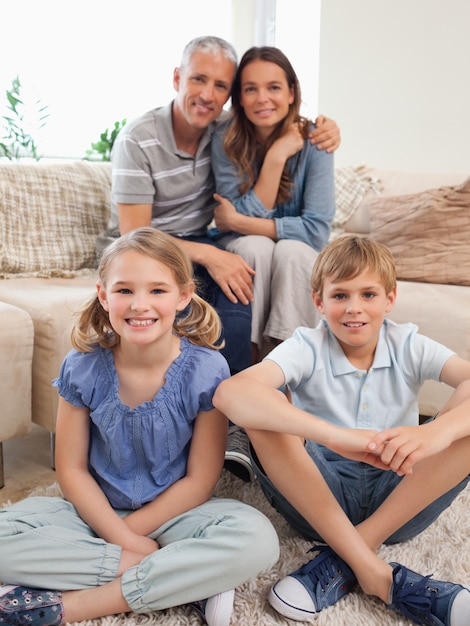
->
[53, 338, 230, 510]
[211, 120, 336, 251]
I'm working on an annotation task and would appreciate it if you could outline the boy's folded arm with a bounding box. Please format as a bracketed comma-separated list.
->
[215, 363, 388, 461]
[215, 364, 342, 446]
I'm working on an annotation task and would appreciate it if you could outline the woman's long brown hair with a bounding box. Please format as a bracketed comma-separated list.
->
[223, 46, 312, 204]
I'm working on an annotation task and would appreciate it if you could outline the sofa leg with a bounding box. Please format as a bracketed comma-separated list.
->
[50, 432, 56, 470]
[0, 442, 4, 489]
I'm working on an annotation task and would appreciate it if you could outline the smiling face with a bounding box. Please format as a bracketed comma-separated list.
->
[313, 269, 396, 366]
[239, 59, 294, 140]
[97, 250, 193, 347]
[173, 50, 235, 132]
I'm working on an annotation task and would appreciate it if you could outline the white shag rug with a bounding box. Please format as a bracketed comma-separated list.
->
[3, 472, 469, 626]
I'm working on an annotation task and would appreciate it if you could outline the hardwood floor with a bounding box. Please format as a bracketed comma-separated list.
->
[1, 425, 57, 505]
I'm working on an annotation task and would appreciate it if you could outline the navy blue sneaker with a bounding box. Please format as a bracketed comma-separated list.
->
[268, 545, 357, 621]
[224, 427, 254, 482]
[190, 588, 234, 626]
[388, 562, 470, 626]
[0, 585, 63, 625]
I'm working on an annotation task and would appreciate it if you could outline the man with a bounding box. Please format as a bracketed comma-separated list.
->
[100, 35, 341, 479]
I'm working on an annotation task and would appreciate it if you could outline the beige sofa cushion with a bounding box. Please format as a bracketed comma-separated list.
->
[0, 302, 33, 442]
[0, 161, 111, 277]
[388, 279, 470, 415]
[369, 177, 470, 286]
[0, 277, 97, 432]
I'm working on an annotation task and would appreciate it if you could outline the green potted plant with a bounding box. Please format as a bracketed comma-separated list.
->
[85, 119, 127, 161]
[0, 75, 49, 160]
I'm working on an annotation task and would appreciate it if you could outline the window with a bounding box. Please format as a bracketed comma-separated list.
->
[1, 0, 321, 159]
[0, 0, 233, 159]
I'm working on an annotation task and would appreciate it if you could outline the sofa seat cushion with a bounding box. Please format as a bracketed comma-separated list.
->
[369, 177, 470, 286]
[0, 277, 97, 431]
[388, 279, 470, 416]
[0, 161, 111, 278]
[0, 302, 33, 442]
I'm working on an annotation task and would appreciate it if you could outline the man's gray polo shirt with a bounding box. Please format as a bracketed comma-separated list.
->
[110, 102, 218, 237]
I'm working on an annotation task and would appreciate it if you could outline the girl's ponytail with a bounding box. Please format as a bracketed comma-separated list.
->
[175, 292, 224, 350]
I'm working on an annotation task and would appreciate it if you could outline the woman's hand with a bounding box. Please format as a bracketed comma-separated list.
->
[269, 122, 305, 162]
[213, 194, 239, 232]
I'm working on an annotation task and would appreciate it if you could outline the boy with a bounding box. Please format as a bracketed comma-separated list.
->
[213, 235, 470, 625]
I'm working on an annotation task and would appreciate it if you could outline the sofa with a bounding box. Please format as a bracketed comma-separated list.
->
[0, 301, 33, 487]
[0, 161, 110, 481]
[338, 166, 470, 415]
[0, 160, 468, 484]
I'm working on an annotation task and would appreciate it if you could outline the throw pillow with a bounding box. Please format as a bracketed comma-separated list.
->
[0, 161, 111, 277]
[331, 165, 381, 239]
[369, 177, 470, 286]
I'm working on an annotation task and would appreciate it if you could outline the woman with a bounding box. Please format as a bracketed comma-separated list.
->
[211, 46, 336, 355]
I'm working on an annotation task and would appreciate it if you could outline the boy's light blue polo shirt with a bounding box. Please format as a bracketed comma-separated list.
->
[265, 318, 455, 430]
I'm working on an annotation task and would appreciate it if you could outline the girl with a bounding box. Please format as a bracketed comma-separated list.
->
[211, 46, 336, 355]
[0, 227, 279, 626]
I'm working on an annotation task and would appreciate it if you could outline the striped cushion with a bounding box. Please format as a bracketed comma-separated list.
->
[0, 161, 111, 277]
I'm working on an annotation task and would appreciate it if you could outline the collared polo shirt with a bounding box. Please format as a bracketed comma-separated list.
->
[110, 102, 222, 237]
[265, 319, 454, 430]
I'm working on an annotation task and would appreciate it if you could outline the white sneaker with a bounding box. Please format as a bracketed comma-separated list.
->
[190, 588, 234, 626]
[224, 426, 254, 482]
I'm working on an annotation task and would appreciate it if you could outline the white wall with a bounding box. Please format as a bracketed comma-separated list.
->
[318, 0, 470, 172]
[273, 0, 321, 121]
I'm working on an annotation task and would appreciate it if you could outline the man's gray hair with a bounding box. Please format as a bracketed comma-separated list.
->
[180, 36, 238, 70]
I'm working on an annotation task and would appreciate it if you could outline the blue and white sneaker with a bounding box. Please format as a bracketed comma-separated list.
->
[388, 562, 470, 626]
[0, 585, 63, 625]
[190, 588, 234, 626]
[268, 545, 357, 620]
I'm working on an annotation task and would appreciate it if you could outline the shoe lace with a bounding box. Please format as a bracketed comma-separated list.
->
[226, 428, 249, 454]
[392, 566, 436, 624]
[300, 545, 354, 592]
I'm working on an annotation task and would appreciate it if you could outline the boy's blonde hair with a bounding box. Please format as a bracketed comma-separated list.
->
[72, 227, 223, 352]
[311, 235, 397, 296]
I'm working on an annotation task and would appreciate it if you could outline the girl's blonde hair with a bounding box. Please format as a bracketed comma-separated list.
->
[223, 46, 312, 205]
[72, 227, 223, 352]
[311, 235, 397, 296]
